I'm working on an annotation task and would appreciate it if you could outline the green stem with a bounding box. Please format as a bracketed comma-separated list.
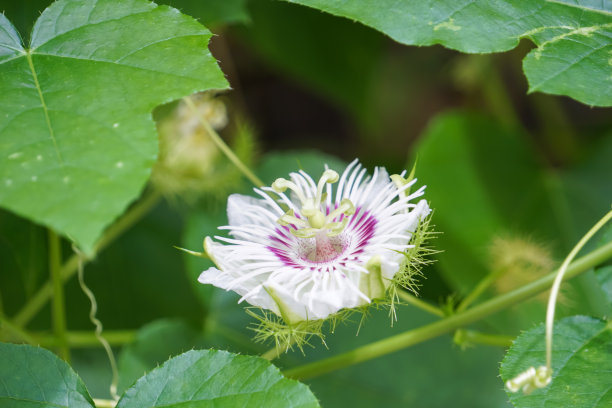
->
[544, 208, 612, 372]
[0, 315, 37, 344]
[183, 96, 265, 188]
[283, 240, 612, 380]
[34, 330, 136, 348]
[48, 229, 69, 361]
[13, 191, 161, 328]
[455, 268, 504, 313]
[453, 329, 513, 348]
[75, 251, 119, 400]
[261, 345, 283, 361]
[396, 290, 444, 317]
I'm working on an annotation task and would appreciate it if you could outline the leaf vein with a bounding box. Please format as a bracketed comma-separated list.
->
[530, 40, 610, 91]
[25, 51, 64, 165]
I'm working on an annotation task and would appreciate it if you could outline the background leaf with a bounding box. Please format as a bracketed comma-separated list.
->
[415, 111, 554, 294]
[281, 0, 612, 106]
[596, 266, 612, 304]
[501, 315, 612, 408]
[117, 349, 320, 408]
[0, 342, 95, 407]
[0, 0, 228, 254]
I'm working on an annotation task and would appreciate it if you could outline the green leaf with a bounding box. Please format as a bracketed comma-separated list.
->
[117, 349, 320, 408]
[0, 342, 95, 407]
[281, 0, 612, 106]
[0, 0, 228, 254]
[546, 0, 612, 15]
[501, 315, 612, 408]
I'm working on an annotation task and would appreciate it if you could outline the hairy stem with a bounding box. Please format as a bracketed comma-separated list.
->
[48, 229, 69, 361]
[13, 190, 161, 328]
[284, 240, 612, 380]
[184, 96, 265, 188]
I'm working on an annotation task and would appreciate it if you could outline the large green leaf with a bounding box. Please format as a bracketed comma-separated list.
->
[501, 316, 612, 408]
[281, 0, 612, 106]
[117, 349, 320, 407]
[0, 0, 228, 254]
[0, 342, 95, 407]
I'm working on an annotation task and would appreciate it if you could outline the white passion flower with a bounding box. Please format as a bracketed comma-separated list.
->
[198, 160, 431, 325]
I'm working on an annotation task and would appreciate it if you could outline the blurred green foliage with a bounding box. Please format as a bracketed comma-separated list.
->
[1, 0, 611, 407]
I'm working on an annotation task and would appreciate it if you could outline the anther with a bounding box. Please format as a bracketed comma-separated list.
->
[327, 199, 355, 221]
[272, 178, 307, 204]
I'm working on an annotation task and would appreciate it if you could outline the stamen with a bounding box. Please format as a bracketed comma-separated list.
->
[315, 169, 339, 208]
[290, 227, 319, 239]
[327, 198, 355, 221]
[277, 209, 308, 228]
[272, 178, 307, 205]
[273, 170, 355, 238]
[325, 218, 349, 236]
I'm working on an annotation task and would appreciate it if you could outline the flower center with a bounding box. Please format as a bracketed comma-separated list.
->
[272, 169, 356, 247]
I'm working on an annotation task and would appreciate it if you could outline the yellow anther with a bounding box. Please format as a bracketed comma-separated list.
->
[272, 170, 355, 238]
[325, 218, 349, 236]
[315, 169, 339, 208]
[272, 178, 290, 193]
[277, 209, 307, 227]
[321, 169, 339, 184]
[290, 227, 318, 239]
[272, 178, 307, 204]
[327, 199, 355, 221]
